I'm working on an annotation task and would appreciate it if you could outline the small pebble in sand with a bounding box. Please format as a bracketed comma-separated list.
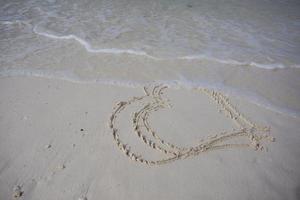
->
[13, 185, 23, 199]
[45, 144, 52, 149]
[80, 128, 84, 131]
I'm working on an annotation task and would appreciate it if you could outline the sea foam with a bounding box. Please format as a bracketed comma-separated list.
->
[33, 25, 300, 70]
[33, 25, 159, 60]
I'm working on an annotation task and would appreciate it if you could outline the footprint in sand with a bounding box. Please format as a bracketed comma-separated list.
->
[108, 85, 275, 166]
[13, 185, 23, 199]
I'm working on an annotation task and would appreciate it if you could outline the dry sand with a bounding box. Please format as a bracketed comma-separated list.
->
[0, 76, 300, 199]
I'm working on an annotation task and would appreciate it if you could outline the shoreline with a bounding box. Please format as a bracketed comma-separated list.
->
[1, 70, 300, 120]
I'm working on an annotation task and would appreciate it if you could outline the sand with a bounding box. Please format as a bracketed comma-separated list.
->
[0, 76, 300, 200]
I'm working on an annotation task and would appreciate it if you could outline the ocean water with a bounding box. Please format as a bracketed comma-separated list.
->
[1, 0, 300, 117]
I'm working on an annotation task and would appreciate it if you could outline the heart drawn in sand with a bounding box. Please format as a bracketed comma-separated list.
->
[108, 85, 275, 166]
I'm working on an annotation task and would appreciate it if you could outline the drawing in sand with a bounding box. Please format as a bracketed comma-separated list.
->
[108, 85, 275, 166]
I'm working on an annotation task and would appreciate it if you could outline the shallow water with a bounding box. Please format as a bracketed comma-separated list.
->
[1, 0, 300, 67]
[1, 0, 300, 118]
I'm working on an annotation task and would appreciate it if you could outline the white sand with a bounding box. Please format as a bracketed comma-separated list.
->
[0, 76, 300, 200]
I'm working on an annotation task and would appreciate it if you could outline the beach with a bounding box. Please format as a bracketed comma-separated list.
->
[1, 0, 300, 199]
[0, 76, 300, 199]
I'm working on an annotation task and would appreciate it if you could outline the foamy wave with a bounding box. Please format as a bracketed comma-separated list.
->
[33, 25, 159, 60]
[0, 20, 21, 25]
[0, 20, 31, 27]
[33, 25, 300, 70]
[179, 55, 300, 70]
[1, 68, 299, 119]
